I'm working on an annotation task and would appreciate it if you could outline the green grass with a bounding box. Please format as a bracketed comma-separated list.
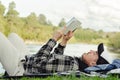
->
[0, 74, 119, 80]
[18, 75, 119, 80]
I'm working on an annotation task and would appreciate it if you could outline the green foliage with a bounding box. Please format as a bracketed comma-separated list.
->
[25, 12, 40, 28]
[74, 29, 102, 43]
[47, 20, 53, 26]
[38, 14, 47, 25]
[0, 1, 5, 15]
[58, 18, 66, 27]
[108, 32, 120, 52]
[0, 1, 120, 51]
[4, 1, 24, 36]
[0, 15, 6, 33]
[21, 25, 55, 42]
[0, 1, 6, 33]
[6, 1, 19, 17]
[20, 75, 120, 80]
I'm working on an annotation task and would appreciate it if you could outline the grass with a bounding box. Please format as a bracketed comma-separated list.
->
[1, 74, 118, 80]
[21, 76, 119, 80]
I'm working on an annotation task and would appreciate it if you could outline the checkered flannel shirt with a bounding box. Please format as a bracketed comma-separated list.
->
[24, 39, 78, 74]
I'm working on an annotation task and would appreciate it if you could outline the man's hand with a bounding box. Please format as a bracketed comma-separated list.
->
[52, 27, 73, 46]
[52, 27, 67, 41]
[60, 31, 73, 46]
[52, 30, 63, 41]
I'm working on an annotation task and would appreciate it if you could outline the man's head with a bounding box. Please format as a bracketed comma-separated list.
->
[82, 50, 98, 66]
[82, 43, 109, 67]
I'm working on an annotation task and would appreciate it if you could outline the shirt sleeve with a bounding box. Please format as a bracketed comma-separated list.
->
[36, 39, 57, 57]
[53, 43, 66, 55]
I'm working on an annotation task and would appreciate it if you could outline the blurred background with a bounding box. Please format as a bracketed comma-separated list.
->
[0, 0, 120, 52]
[0, 0, 120, 74]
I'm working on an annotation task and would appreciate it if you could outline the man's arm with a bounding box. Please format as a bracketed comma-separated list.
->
[36, 39, 56, 57]
[36, 30, 63, 57]
[53, 43, 65, 55]
[53, 31, 73, 55]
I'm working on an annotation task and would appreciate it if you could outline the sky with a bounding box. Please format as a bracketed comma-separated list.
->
[1, 0, 120, 32]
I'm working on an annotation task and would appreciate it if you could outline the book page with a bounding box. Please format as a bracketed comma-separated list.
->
[64, 17, 81, 34]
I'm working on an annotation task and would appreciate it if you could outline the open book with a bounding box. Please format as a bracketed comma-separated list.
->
[64, 17, 81, 34]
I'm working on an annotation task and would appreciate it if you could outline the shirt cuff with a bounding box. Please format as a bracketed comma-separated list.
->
[58, 43, 66, 49]
[47, 39, 57, 48]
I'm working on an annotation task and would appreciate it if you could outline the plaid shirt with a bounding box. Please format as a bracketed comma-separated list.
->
[24, 39, 78, 74]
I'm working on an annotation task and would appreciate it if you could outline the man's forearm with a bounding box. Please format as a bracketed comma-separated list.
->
[53, 43, 65, 55]
[36, 38, 57, 56]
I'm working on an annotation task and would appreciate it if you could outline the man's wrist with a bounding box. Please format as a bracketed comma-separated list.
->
[58, 43, 66, 49]
[52, 38, 57, 41]
[60, 40, 67, 46]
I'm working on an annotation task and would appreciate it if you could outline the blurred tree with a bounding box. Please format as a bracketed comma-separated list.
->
[22, 12, 41, 40]
[6, 1, 19, 18]
[38, 14, 47, 25]
[47, 20, 53, 26]
[25, 12, 40, 28]
[0, 1, 6, 33]
[74, 29, 101, 42]
[0, 16, 6, 33]
[5, 1, 24, 35]
[0, 1, 5, 15]
[58, 18, 66, 27]
[108, 32, 120, 50]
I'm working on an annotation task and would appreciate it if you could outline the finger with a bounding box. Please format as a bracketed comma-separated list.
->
[66, 31, 71, 36]
[62, 26, 67, 33]
[69, 31, 73, 35]
[69, 31, 73, 37]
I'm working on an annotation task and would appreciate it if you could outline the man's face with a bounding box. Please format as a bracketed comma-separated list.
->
[82, 50, 98, 67]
